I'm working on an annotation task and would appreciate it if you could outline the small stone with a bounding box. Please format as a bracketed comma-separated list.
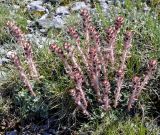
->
[30, 0, 43, 5]
[27, 1, 46, 12]
[0, 47, 6, 55]
[0, 58, 9, 65]
[56, 6, 70, 16]
[38, 16, 54, 29]
[52, 15, 65, 28]
[39, 29, 47, 33]
[71, 2, 89, 11]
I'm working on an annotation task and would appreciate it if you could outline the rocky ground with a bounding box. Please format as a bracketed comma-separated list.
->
[0, 0, 116, 82]
[0, 0, 150, 66]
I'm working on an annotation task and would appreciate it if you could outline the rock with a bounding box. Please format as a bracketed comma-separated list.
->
[39, 13, 49, 20]
[38, 16, 54, 29]
[39, 28, 47, 33]
[27, 1, 47, 12]
[0, 46, 9, 65]
[56, 6, 70, 16]
[0, 70, 7, 81]
[0, 47, 6, 55]
[71, 2, 89, 11]
[37, 13, 57, 29]
[37, 12, 66, 29]
[29, 1, 43, 6]
[0, 58, 9, 65]
[52, 15, 65, 28]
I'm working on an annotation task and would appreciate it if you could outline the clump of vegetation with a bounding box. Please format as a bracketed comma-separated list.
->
[50, 9, 157, 116]
[79, 114, 160, 135]
[0, 1, 160, 134]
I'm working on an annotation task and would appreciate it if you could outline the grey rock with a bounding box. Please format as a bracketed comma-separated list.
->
[0, 47, 6, 55]
[38, 17, 54, 29]
[39, 28, 48, 33]
[56, 6, 70, 16]
[52, 15, 65, 28]
[29, 1, 43, 6]
[27, 1, 46, 12]
[37, 12, 66, 29]
[0, 70, 7, 81]
[37, 13, 54, 29]
[71, 2, 89, 11]
[0, 58, 9, 65]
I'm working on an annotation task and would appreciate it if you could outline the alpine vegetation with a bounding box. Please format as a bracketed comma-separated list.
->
[50, 9, 157, 116]
[6, 8, 157, 117]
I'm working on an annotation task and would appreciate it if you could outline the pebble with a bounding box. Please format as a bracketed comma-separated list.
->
[71, 2, 89, 11]
[56, 6, 70, 16]
[27, 1, 47, 12]
[52, 15, 65, 28]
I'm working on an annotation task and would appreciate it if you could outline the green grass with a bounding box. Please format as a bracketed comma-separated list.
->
[78, 111, 160, 134]
[0, 3, 28, 43]
[93, 115, 160, 135]
[0, 4, 10, 43]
